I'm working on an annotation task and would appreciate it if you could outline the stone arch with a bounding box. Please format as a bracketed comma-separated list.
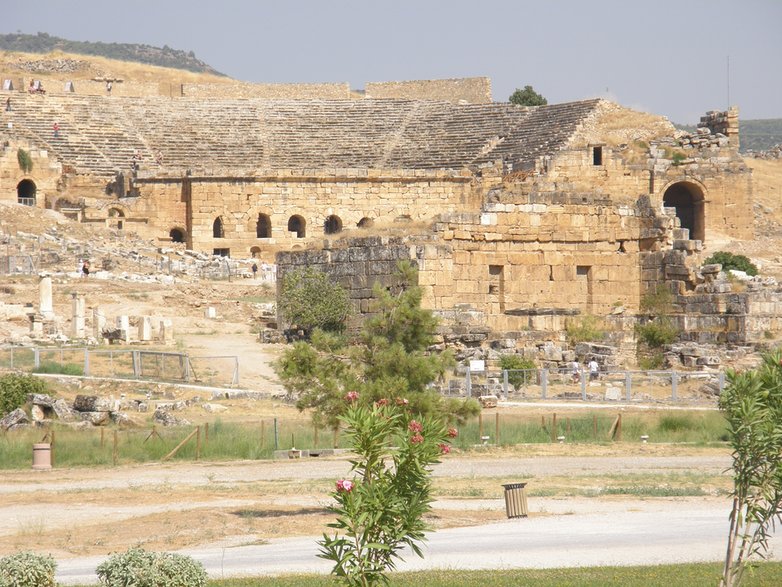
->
[170, 227, 186, 243]
[256, 213, 272, 238]
[357, 217, 374, 229]
[17, 179, 36, 205]
[107, 207, 125, 230]
[250, 246, 262, 258]
[288, 215, 306, 238]
[662, 181, 706, 242]
[324, 214, 342, 235]
[213, 216, 225, 238]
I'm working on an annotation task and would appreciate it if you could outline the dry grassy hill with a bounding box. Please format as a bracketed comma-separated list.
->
[0, 49, 233, 87]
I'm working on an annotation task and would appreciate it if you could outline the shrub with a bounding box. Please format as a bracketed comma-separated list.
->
[566, 315, 606, 344]
[31, 362, 83, 376]
[638, 352, 665, 370]
[16, 148, 33, 173]
[499, 355, 536, 388]
[0, 373, 47, 417]
[640, 284, 674, 316]
[703, 251, 758, 276]
[96, 547, 207, 587]
[636, 320, 679, 348]
[0, 551, 56, 587]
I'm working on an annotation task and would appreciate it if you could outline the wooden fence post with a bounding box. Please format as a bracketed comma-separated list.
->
[51, 429, 56, 467]
[162, 428, 199, 462]
[100, 427, 105, 448]
[551, 413, 557, 442]
[495, 412, 500, 446]
[260, 420, 265, 449]
[593, 414, 598, 439]
[478, 412, 484, 443]
[196, 426, 201, 460]
[204, 422, 209, 443]
[112, 430, 118, 466]
[314, 425, 319, 449]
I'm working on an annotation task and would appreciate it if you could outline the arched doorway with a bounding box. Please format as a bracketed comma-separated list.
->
[662, 181, 705, 242]
[288, 215, 306, 238]
[107, 208, 125, 230]
[256, 213, 271, 238]
[17, 179, 36, 206]
[357, 217, 374, 229]
[324, 215, 342, 235]
[170, 228, 186, 243]
[250, 246, 261, 258]
[213, 216, 225, 238]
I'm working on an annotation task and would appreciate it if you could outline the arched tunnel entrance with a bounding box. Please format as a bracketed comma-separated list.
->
[662, 182, 705, 242]
[17, 179, 36, 205]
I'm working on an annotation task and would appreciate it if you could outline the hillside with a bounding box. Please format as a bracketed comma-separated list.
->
[0, 49, 232, 88]
[0, 32, 223, 76]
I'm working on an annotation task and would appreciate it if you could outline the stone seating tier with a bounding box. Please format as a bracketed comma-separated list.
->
[4, 94, 602, 179]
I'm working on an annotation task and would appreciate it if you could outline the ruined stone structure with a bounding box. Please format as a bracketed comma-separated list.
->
[0, 78, 762, 358]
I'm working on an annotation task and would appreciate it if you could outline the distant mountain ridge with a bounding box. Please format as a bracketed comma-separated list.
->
[0, 32, 225, 76]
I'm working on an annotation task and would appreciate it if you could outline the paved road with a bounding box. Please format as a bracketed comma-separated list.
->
[55, 497, 782, 585]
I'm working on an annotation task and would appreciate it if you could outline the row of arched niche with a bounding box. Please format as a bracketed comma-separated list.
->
[16, 178, 706, 245]
[167, 213, 382, 244]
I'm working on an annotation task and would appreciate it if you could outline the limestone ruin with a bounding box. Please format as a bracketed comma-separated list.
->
[0, 74, 773, 366]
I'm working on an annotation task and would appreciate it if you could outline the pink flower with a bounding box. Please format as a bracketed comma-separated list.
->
[410, 433, 424, 444]
[395, 397, 409, 406]
[375, 398, 389, 407]
[408, 420, 423, 433]
[336, 479, 354, 493]
[447, 427, 458, 438]
[439, 443, 451, 454]
[345, 391, 359, 402]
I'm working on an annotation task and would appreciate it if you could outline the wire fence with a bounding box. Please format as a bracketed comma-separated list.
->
[452, 368, 725, 404]
[0, 346, 239, 387]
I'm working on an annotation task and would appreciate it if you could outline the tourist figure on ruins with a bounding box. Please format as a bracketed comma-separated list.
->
[251, 262, 258, 279]
[4, 97, 10, 112]
[106, 80, 112, 94]
[588, 358, 600, 381]
[28, 80, 35, 94]
[130, 150, 141, 175]
[81, 260, 90, 278]
[571, 360, 581, 383]
[52, 122, 60, 138]
[154, 150, 163, 165]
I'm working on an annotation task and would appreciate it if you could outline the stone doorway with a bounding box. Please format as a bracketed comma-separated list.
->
[662, 182, 705, 242]
[17, 179, 36, 205]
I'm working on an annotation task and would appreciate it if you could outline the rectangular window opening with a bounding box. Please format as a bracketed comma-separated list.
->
[592, 146, 603, 166]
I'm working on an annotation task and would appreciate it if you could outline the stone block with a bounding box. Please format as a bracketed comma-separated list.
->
[73, 395, 114, 412]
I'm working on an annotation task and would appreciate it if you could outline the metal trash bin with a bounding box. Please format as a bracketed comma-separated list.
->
[32, 443, 52, 470]
[502, 482, 528, 518]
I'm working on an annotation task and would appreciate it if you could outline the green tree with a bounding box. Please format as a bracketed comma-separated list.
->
[719, 350, 782, 587]
[278, 267, 352, 336]
[508, 85, 547, 106]
[319, 396, 455, 585]
[276, 261, 478, 430]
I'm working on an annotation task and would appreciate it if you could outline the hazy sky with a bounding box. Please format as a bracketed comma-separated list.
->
[5, 0, 781, 123]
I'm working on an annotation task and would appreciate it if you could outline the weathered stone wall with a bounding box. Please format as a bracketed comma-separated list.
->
[365, 77, 492, 104]
[181, 82, 352, 100]
[276, 236, 416, 329]
[133, 169, 477, 258]
[426, 198, 648, 330]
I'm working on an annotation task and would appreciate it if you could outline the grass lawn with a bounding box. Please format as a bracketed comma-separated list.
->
[203, 563, 782, 586]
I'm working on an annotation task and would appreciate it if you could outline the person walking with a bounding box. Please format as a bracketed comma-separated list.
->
[588, 358, 600, 381]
